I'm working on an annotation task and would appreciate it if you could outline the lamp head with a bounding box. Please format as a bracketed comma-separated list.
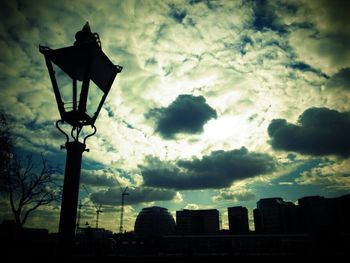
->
[39, 23, 122, 127]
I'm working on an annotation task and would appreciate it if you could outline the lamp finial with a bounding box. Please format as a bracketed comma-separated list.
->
[82, 22, 91, 32]
[74, 22, 100, 47]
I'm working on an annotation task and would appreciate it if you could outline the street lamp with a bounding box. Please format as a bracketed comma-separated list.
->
[39, 22, 122, 245]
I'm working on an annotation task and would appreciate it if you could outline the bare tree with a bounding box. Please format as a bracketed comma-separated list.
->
[0, 113, 61, 227]
[4, 155, 61, 227]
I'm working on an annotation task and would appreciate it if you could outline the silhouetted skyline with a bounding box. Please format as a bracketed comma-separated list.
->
[2, 193, 349, 258]
[131, 193, 349, 235]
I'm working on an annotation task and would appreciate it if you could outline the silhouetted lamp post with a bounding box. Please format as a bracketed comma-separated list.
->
[39, 22, 122, 245]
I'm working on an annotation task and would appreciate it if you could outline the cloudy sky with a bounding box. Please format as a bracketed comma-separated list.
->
[1, 0, 350, 233]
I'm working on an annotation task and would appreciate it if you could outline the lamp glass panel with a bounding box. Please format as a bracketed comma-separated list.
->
[52, 63, 72, 108]
[52, 62, 82, 113]
[86, 80, 104, 118]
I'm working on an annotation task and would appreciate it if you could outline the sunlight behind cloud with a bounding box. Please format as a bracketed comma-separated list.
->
[203, 116, 246, 145]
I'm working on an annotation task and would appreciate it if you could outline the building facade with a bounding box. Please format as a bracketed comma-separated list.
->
[254, 197, 298, 234]
[176, 209, 220, 235]
[228, 206, 249, 234]
[298, 194, 350, 234]
[134, 206, 175, 237]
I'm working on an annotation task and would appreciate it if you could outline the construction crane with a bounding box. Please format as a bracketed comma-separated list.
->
[116, 179, 129, 233]
[94, 204, 103, 228]
[119, 187, 129, 233]
[82, 185, 103, 229]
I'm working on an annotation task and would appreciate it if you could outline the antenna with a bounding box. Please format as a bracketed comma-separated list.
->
[116, 179, 129, 233]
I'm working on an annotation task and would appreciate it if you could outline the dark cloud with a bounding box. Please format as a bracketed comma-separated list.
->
[315, 0, 350, 35]
[90, 187, 176, 206]
[268, 107, 350, 157]
[289, 61, 329, 78]
[239, 35, 254, 56]
[169, 4, 187, 23]
[325, 68, 350, 90]
[188, 0, 202, 4]
[146, 95, 217, 139]
[224, 35, 254, 56]
[294, 0, 350, 71]
[187, 0, 218, 10]
[154, 23, 167, 43]
[80, 170, 118, 187]
[287, 153, 297, 161]
[140, 147, 276, 190]
[252, 0, 287, 33]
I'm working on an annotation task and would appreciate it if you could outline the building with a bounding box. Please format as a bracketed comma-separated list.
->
[228, 206, 249, 234]
[298, 194, 350, 234]
[254, 194, 350, 235]
[337, 194, 350, 234]
[134, 206, 175, 237]
[254, 197, 298, 234]
[255, 198, 285, 234]
[176, 209, 220, 235]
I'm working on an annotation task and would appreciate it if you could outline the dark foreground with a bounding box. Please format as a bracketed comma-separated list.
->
[1, 229, 350, 262]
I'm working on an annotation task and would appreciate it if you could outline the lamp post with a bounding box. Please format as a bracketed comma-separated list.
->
[39, 22, 122, 245]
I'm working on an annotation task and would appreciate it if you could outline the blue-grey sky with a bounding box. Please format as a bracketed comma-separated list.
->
[0, 0, 350, 232]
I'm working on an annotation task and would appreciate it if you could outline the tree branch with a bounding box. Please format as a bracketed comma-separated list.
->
[1, 151, 61, 228]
